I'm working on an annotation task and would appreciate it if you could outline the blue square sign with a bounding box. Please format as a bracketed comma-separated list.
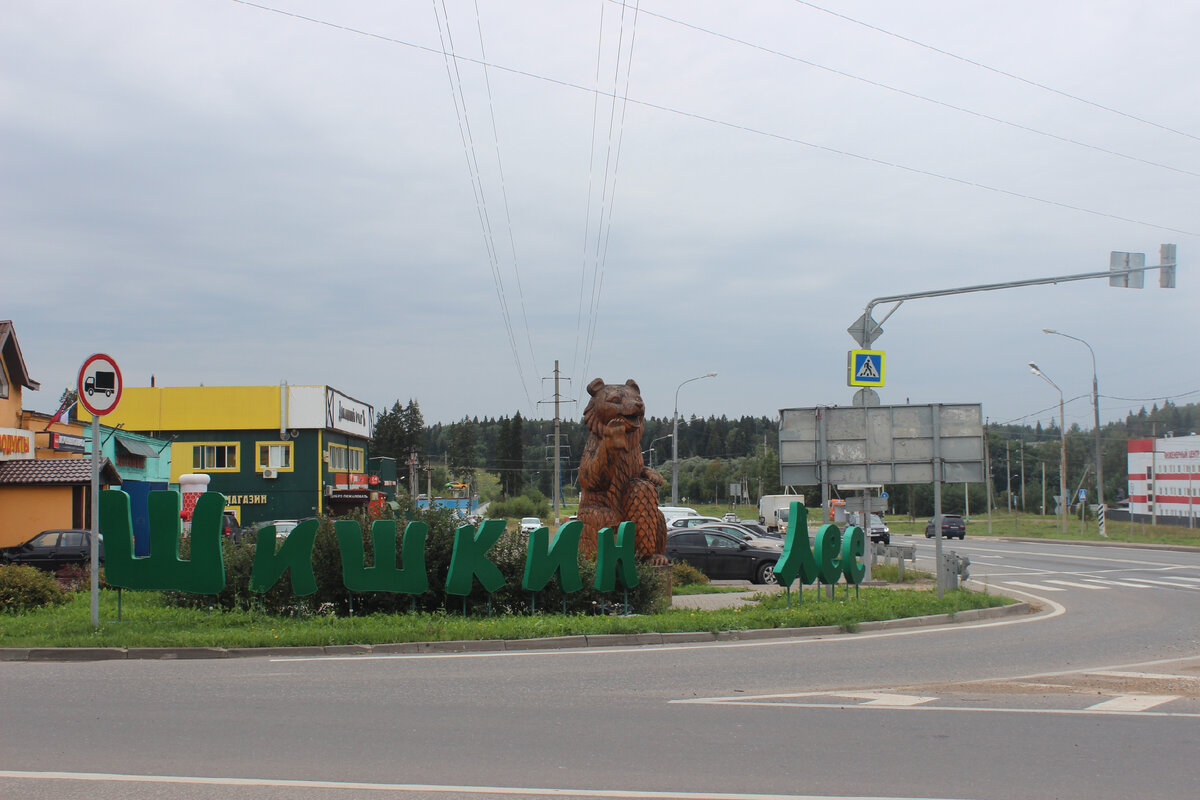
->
[848, 350, 885, 387]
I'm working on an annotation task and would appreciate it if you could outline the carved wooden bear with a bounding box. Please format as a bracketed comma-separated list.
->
[577, 378, 668, 563]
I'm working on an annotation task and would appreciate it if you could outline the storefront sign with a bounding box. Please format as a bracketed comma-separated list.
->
[0, 428, 34, 461]
[225, 494, 268, 505]
[50, 432, 87, 453]
[325, 388, 373, 438]
[334, 473, 369, 490]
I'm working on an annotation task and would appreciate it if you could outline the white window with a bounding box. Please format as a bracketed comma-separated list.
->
[193, 444, 238, 471]
[257, 443, 292, 470]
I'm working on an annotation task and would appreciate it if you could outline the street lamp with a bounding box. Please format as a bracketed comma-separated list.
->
[646, 434, 673, 472]
[1029, 363, 1068, 537]
[1043, 328, 1103, 506]
[672, 372, 717, 505]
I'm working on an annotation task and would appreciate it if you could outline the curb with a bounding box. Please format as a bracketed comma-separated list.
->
[0, 601, 1031, 663]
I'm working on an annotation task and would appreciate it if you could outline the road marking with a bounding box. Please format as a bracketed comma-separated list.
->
[1080, 578, 1151, 588]
[1086, 670, 1200, 684]
[1116, 577, 1200, 589]
[0, 770, 957, 800]
[1085, 695, 1179, 712]
[1003, 581, 1065, 592]
[1044, 579, 1108, 590]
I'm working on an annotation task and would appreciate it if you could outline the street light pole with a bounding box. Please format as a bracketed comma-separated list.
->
[672, 372, 717, 505]
[1043, 329, 1103, 506]
[647, 434, 673, 473]
[1030, 363, 1068, 537]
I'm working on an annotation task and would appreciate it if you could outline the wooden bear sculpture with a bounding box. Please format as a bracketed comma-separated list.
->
[577, 378, 668, 564]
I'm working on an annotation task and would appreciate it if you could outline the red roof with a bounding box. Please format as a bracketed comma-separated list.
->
[0, 457, 121, 485]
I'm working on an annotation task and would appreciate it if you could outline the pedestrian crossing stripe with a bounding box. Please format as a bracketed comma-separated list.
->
[848, 349, 885, 387]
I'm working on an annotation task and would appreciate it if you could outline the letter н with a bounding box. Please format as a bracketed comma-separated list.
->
[593, 521, 639, 592]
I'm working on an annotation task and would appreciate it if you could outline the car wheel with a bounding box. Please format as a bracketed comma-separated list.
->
[755, 561, 777, 585]
[881, 534, 890, 546]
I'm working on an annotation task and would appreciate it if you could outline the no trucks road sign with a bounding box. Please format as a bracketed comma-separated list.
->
[77, 353, 123, 417]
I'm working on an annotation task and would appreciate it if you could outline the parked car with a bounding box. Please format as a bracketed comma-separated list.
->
[0, 529, 103, 571]
[666, 530, 779, 584]
[722, 512, 739, 522]
[689, 523, 784, 550]
[222, 512, 247, 544]
[925, 514, 967, 539]
[658, 506, 699, 526]
[519, 517, 542, 534]
[848, 512, 891, 545]
[255, 519, 303, 540]
[667, 515, 725, 529]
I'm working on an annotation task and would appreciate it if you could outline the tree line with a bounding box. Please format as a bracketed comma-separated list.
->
[373, 397, 1199, 515]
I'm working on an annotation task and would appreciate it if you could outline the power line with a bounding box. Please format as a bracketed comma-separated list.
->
[793, 0, 1200, 144]
[628, 2, 1200, 179]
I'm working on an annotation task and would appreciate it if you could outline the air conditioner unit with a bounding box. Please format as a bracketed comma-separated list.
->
[263, 468, 278, 479]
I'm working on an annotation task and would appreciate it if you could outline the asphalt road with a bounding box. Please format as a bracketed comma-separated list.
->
[2, 537, 1199, 800]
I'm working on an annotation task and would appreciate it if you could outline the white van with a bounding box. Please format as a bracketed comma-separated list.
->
[657, 506, 699, 526]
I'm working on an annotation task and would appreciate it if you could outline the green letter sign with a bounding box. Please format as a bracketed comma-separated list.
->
[100, 489, 225, 594]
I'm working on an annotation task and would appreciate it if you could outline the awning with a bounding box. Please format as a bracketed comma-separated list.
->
[115, 436, 160, 458]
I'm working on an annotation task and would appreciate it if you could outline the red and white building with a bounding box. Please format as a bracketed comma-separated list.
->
[1127, 435, 1200, 522]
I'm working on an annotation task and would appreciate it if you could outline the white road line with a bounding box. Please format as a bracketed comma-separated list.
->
[1002, 581, 1065, 592]
[669, 698, 1200, 719]
[0, 770, 956, 800]
[1085, 695, 1179, 712]
[1086, 670, 1200, 683]
[1117, 577, 1200, 589]
[1044, 579, 1108, 590]
[1081, 578, 1152, 588]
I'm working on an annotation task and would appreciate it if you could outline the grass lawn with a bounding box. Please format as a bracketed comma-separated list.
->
[0, 584, 1014, 650]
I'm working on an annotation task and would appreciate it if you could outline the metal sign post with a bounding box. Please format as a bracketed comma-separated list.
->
[77, 353, 123, 628]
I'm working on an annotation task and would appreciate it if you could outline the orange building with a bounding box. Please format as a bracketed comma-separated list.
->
[0, 321, 120, 548]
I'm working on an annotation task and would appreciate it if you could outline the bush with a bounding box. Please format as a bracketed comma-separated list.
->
[163, 497, 669, 617]
[672, 560, 708, 586]
[0, 565, 70, 612]
[486, 493, 550, 522]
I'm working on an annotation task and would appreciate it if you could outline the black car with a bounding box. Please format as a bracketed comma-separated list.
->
[222, 512, 246, 544]
[925, 514, 966, 539]
[0, 529, 103, 571]
[666, 530, 779, 585]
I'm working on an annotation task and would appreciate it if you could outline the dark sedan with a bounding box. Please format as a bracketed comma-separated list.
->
[666, 530, 779, 585]
[0, 529, 103, 571]
[925, 514, 966, 539]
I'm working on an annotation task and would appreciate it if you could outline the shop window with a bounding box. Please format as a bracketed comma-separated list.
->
[256, 442, 293, 471]
[193, 443, 239, 471]
[328, 444, 348, 471]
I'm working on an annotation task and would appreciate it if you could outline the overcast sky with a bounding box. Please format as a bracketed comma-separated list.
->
[4, 1, 1197, 434]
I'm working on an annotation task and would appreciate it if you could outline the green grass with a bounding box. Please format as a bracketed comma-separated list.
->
[672, 583, 749, 595]
[0, 585, 1014, 649]
[887, 512, 1200, 548]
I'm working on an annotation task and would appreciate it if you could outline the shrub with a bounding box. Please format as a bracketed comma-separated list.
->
[672, 560, 708, 586]
[486, 494, 550, 521]
[54, 563, 106, 592]
[0, 565, 70, 612]
[163, 499, 668, 617]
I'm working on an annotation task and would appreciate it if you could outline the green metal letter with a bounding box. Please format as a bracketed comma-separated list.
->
[773, 502, 819, 586]
[336, 519, 430, 595]
[593, 521, 639, 592]
[840, 525, 866, 585]
[249, 518, 320, 596]
[444, 518, 507, 596]
[99, 489, 225, 594]
[814, 523, 843, 584]
[522, 520, 584, 593]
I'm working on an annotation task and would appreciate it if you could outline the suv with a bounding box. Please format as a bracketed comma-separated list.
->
[519, 517, 542, 534]
[925, 514, 966, 539]
[848, 512, 891, 545]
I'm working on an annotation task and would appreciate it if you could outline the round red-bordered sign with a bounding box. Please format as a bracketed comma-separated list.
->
[77, 353, 123, 417]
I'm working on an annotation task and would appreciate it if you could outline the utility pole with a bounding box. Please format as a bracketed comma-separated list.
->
[538, 360, 574, 524]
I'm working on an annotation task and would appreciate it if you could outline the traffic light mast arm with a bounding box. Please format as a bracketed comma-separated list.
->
[858, 246, 1177, 346]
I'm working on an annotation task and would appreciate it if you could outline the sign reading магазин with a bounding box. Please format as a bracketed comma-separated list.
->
[97, 492, 868, 600]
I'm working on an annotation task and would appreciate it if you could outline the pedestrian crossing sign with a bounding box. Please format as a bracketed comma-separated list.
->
[848, 349, 885, 387]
